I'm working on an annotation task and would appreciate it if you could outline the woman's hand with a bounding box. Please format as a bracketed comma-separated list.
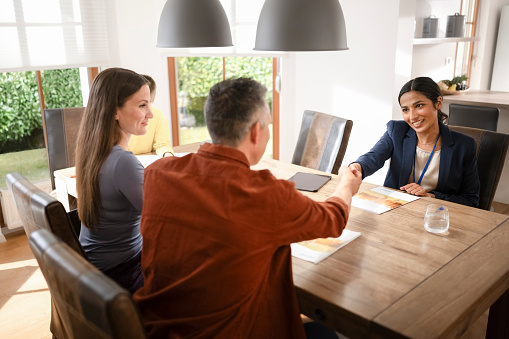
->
[348, 163, 363, 177]
[400, 183, 428, 197]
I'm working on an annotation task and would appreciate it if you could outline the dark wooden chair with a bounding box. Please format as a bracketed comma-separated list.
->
[5, 172, 85, 255]
[448, 103, 499, 132]
[44, 107, 85, 190]
[292, 110, 353, 174]
[448, 126, 509, 210]
[29, 229, 146, 339]
[6, 171, 87, 338]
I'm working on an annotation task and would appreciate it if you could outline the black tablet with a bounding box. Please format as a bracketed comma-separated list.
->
[288, 172, 332, 192]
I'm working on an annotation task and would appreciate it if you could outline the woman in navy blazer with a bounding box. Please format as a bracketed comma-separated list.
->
[350, 77, 480, 207]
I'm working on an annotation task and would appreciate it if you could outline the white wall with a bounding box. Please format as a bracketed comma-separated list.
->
[106, 0, 171, 123]
[491, 5, 509, 91]
[395, 0, 418, 121]
[278, 0, 405, 185]
[105, 0, 408, 187]
[471, 0, 509, 90]
[105, 0, 504, 191]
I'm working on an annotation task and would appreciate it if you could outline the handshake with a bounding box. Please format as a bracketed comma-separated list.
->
[332, 164, 363, 208]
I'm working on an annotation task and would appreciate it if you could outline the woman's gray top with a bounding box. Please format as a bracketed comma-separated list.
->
[80, 145, 144, 271]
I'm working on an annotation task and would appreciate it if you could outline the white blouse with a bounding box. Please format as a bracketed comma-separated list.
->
[408, 147, 441, 192]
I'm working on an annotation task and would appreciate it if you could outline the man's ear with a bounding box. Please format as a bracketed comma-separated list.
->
[249, 122, 260, 144]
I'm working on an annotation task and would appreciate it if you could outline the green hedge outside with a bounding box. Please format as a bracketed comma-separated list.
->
[0, 69, 82, 153]
[177, 57, 273, 128]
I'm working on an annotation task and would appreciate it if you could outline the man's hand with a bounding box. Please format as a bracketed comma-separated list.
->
[333, 166, 362, 210]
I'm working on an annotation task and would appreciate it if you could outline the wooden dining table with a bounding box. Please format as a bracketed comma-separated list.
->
[254, 157, 509, 339]
[54, 143, 509, 338]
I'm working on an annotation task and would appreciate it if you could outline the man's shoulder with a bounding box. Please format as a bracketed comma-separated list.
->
[146, 154, 285, 186]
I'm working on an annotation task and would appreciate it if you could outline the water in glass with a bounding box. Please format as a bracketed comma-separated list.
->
[424, 204, 449, 233]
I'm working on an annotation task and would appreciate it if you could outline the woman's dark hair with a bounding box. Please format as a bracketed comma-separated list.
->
[398, 76, 448, 123]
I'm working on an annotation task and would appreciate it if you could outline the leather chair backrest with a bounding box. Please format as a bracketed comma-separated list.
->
[292, 110, 353, 174]
[449, 126, 509, 210]
[5, 172, 86, 258]
[44, 107, 85, 189]
[448, 104, 499, 132]
[29, 229, 146, 339]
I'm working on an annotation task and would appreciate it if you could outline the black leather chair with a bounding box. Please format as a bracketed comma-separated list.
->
[448, 126, 509, 210]
[5, 172, 85, 255]
[29, 229, 146, 339]
[44, 107, 85, 190]
[448, 103, 499, 132]
[292, 110, 353, 174]
[6, 172, 87, 339]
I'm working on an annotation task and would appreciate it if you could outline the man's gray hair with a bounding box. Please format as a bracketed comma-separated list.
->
[204, 78, 268, 147]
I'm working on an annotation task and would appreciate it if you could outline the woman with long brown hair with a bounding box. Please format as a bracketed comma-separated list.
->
[75, 67, 152, 293]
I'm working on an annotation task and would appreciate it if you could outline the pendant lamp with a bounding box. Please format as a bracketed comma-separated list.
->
[157, 0, 233, 48]
[254, 0, 348, 51]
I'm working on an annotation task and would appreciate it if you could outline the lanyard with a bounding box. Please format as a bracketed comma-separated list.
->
[413, 133, 440, 185]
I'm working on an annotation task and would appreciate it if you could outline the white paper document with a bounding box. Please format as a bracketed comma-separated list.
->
[136, 154, 161, 167]
[291, 229, 361, 264]
[352, 186, 419, 214]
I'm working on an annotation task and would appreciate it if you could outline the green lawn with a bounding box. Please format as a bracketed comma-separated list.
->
[0, 148, 50, 189]
[180, 126, 211, 145]
[0, 126, 273, 191]
[180, 125, 273, 159]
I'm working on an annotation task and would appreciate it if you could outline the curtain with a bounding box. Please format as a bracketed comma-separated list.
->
[0, 0, 110, 73]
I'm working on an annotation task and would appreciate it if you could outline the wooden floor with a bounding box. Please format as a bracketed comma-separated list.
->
[0, 231, 52, 339]
[1, 202, 509, 339]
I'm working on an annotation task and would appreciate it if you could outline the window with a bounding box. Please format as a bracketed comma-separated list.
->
[0, 67, 95, 186]
[0, 0, 110, 73]
[167, 57, 280, 159]
[159, 0, 282, 158]
[0, 0, 105, 186]
[455, 0, 479, 83]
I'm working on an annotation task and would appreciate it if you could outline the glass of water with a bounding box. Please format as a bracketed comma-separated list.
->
[424, 204, 449, 234]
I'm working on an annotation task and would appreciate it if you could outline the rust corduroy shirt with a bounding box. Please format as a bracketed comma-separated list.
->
[134, 143, 349, 338]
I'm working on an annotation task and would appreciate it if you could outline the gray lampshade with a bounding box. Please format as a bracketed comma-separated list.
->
[254, 0, 348, 51]
[157, 0, 233, 48]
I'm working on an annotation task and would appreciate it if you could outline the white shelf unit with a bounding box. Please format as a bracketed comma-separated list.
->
[413, 37, 480, 45]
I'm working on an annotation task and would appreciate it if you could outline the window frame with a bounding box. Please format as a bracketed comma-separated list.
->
[167, 57, 280, 159]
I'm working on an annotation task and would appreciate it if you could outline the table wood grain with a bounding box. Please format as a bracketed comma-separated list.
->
[56, 144, 509, 338]
[253, 157, 509, 338]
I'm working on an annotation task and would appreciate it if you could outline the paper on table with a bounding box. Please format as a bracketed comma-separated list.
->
[352, 186, 419, 214]
[291, 229, 361, 264]
[136, 154, 161, 168]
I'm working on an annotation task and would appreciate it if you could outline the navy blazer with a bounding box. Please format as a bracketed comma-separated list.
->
[355, 120, 480, 207]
